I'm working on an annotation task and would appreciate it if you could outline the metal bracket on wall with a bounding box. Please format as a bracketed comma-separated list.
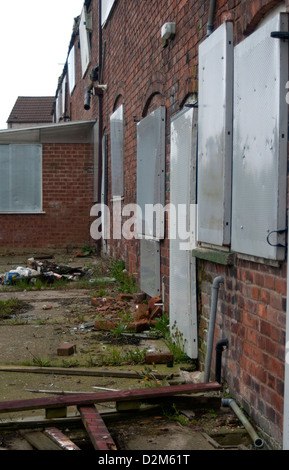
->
[271, 31, 289, 39]
[266, 227, 288, 247]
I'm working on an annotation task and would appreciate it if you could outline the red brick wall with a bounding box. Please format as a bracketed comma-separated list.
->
[61, 0, 287, 446]
[0, 143, 94, 250]
[198, 257, 287, 444]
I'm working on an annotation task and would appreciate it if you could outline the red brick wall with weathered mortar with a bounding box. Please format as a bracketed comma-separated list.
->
[62, 0, 288, 446]
[0, 143, 94, 251]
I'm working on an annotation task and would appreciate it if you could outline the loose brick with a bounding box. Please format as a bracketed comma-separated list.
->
[57, 343, 76, 357]
[145, 351, 173, 364]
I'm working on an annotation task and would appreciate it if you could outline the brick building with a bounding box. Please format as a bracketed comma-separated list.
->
[7, 96, 55, 129]
[1, 0, 289, 448]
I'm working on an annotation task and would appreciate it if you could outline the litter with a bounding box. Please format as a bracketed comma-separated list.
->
[1, 257, 85, 286]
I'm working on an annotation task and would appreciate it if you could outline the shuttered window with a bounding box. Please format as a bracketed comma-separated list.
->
[79, 7, 91, 77]
[0, 145, 42, 213]
[110, 105, 124, 198]
[68, 46, 76, 95]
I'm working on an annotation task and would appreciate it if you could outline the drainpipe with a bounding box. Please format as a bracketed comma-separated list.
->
[215, 338, 228, 383]
[204, 276, 224, 383]
[221, 398, 264, 449]
[207, 0, 217, 36]
[283, 209, 289, 449]
[97, 0, 103, 205]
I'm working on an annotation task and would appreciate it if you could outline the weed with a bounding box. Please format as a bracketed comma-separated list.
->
[82, 245, 94, 255]
[96, 288, 107, 298]
[25, 347, 51, 367]
[164, 322, 190, 364]
[60, 359, 80, 368]
[161, 403, 188, 426]
[150, 313, 170, 339]
[0, 298, 26, 319]
[111, 311, 134, 338]
[137, 366, 169, 387]
[98, 346, 146, 366]
[109, 259, 138, 294]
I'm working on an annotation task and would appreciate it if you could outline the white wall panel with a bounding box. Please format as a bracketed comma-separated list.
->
[140, 239, 160, 297]
[137, 107, 166, 239]
[170, 108, 198, 359]
[68, 46, 76, 94]
[79, 7, 91, 77]
[197, 22, 233, 246]
[231, 13, 288, 260]
[110, 105, 124, 198]
[102, 0, 116, 26]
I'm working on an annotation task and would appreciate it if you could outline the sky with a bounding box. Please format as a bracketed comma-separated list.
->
[0, 0, 85, 129]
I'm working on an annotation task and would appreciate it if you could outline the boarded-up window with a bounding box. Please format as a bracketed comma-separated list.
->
[68, 46, 76, 94]
[0, 145, 42, 213]
[62, 75, 67, 115]
[197, 22, 233, 247]
[136, 106, 166, 239]
[102, 0, 116, 26]
[231, 13, 288, 260]
[79, 7, 91, 77]
[110, 105, 124, 198]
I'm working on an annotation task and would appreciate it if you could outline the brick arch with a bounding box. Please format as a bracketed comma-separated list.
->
[243, 0, 285, 35]
[112, 93, 124, 112]
[142, 91, 165, 118]
[141, 73, 165, 117]
[179, 92, 198, 110]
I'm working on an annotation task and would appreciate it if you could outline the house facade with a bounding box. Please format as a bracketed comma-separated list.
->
[7, 96, 55, 129]
[0, 0, 288, 448]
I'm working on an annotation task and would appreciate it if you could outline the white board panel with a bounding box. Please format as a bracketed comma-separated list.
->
[137, 107, 166, 239]
[102, 0, 116, 26]
[68, 46, 76, 94]
[197, 22, 233, 246]
[110, 105, 124, 197]
[170, 108, 198, 359]
[79, 7, 91, 77]
[231, 13, 288, 260]
[140, 239, 160, 297]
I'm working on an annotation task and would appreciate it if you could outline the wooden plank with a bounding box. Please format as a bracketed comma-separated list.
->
[0, 382, 221, 414]
[79, 406, 117, 451]
[20, 430, 62, 451]
[0, 365, 175, 380]
[44, 427, 81, 450]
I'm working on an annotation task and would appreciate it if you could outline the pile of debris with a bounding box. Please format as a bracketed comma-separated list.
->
[92, 294, 165, 333]
[0, 257, 85, 286]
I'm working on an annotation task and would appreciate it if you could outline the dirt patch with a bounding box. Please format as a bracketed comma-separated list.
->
[0, 253, 262, 450]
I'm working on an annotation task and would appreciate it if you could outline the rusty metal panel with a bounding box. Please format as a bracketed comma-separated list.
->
[197, 22, 233, 246]
[231, 13, 288, 260]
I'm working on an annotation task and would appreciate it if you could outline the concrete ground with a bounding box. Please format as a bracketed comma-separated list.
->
[0, 252, 258, 451]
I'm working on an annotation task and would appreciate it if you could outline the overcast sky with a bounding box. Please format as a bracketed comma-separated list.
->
[0, 0, 85, 129]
